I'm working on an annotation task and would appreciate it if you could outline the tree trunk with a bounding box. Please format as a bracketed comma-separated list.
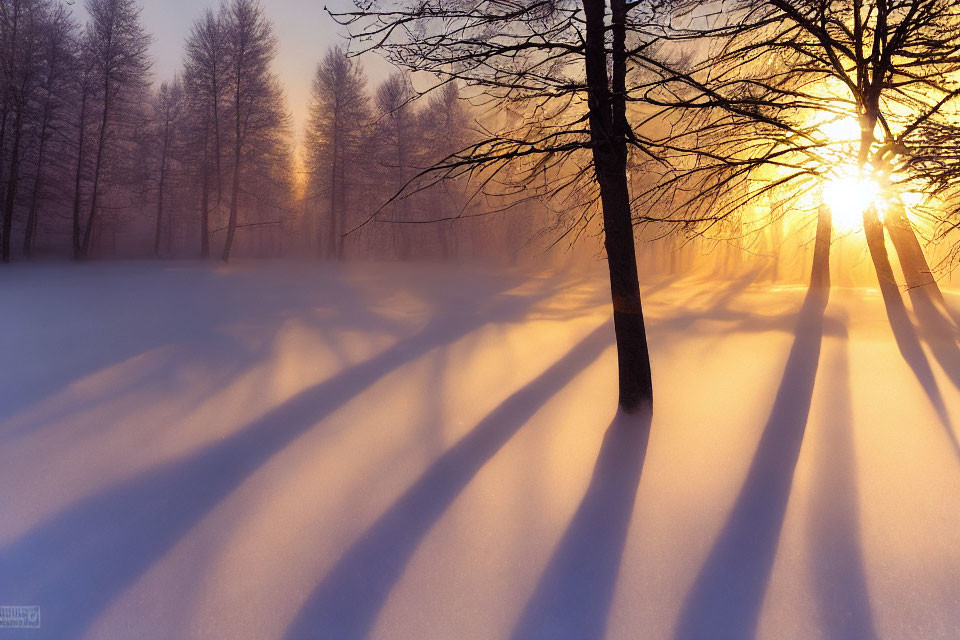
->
[1, 106, 23, 263]
[81, 80, 111, 259]
[200, 157, 211, 258]
[327, 124, 339, 259]
[811, 205, 832, 290]
[583, 0, 653, 412]
[858, 111, 903, 296]
[154, 127, 169, 258]
[222, 150, 241, 261]
[863, 205, 898, 290]
[336, 155, 347, 259]
[24, 106, 51, 259]
[212, 74, 223, 209]
[885, 206, 939, 295]
[0, 98, 9, 259]
[71, 84, 89, 259]
[222, 69, 242, 262]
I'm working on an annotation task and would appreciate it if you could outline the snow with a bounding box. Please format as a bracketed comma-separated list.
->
[0, 260, 959, 639]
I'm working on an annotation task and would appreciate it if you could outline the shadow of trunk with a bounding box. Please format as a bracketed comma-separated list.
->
[282, 321, 614, 640]
[888, 211, 960, 400]
[0, 288, 556, 640]
[509, 408, 651, 640]
[809, 333, 878, 640]
[862, 206, 960, 458]
[674, 205, 832, 640]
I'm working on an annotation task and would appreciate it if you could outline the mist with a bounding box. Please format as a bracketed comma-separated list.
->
[2, 1, 960, 639]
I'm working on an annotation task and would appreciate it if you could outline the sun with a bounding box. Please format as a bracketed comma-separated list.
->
[822, 173, 883, 230]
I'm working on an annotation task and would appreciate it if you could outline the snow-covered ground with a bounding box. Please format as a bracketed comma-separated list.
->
[0, 260, 959, 640]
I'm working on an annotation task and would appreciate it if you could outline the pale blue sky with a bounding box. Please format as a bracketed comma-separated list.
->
[71, 0, 394, 137]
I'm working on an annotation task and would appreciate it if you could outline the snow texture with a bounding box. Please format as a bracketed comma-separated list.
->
[0, 261, 959, 639]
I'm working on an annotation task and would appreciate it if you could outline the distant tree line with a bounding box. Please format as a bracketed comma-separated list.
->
[0, 0, 545, 263]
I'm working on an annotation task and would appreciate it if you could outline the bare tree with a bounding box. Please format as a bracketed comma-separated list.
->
[77, 0, 151, 259]
[373, 71, 417, 259]
[335, 0, 656, 411]
[636, 0, 960, 293]
[418, 82, 471, 260]
[304, 45, 369, 259]
[151, 77, 184, 257]
[0, 0, 47, 262]
[22, 2, 76, 258]
[183, 6, 226, 258]
[219, 0, 283, 261]
[70, 48, 94, 258]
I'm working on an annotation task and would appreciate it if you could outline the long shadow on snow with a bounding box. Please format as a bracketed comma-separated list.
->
[1, 331, 268, 445]
[509, 409, 651, 640]
[808, 333, 879, 640]
[0, 285, 555, 640]
[658, 268, 763, 332]
[674, 279, 830, 640]
[0, 264, 411, 430]
[872, 274, 960, 458]
[282, 321, 614, 640]
[905, 283, 960, 406]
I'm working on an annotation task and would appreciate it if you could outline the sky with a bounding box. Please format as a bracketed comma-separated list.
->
[70, 0, 395, 140]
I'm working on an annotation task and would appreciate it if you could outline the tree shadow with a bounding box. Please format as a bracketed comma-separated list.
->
[0, 284, 555, 640]
[0, 264, 405, 429]
[509, 408, 651, 640]
[1, 331, 262, 443]
[673, 279, 830, 640]
[906, 284, 960, 391]
[808, 334, 878, 640]
[870, 250, 960, 458]
[282, 321, 614, 640]
[660, 267, 763, 332]
[0, 262, 540, 430]
[899, 286, 960, 456]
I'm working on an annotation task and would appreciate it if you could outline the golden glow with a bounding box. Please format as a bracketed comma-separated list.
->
[823, 174, 883, 230]
[900, 191, 925, 210]
[290, 144, 309, 201]
[818, 116, 861, 143]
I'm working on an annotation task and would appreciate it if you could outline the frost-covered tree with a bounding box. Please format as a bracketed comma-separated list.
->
[22, 2, 76, 258]
[374, 71, 417, 259]
[417, 82, 471, 260]
[151, 77, 184, 257]
[76, 0, 151, 259]
[304, 45, 369, 259]
[183, 7, 226, 258]
[0, 0, 51, 261]
[219, 0, 285, 261]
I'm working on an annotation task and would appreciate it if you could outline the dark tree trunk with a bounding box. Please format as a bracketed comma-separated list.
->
[863, 206, 898, 289]
[1, 105, 23, 263]
[0, 106, 7, 256]
[885, 206, 938, 295]
[811, 205, 832, 290]
[154, 125, 170, 258]
[583, 0, 653, 412]
[222, 71, 242, 262]
[200, 156, 211, 258]
[71, 85, 89, 259]
[326, 123, 339, 259]
[24, 107, 51, 259]
[859, 113, 902, 296]
[222, 149, 241, 261]
[212, 70, 223, 209]
[81, 79, 111, 259]
[336, 156, 347, 259]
